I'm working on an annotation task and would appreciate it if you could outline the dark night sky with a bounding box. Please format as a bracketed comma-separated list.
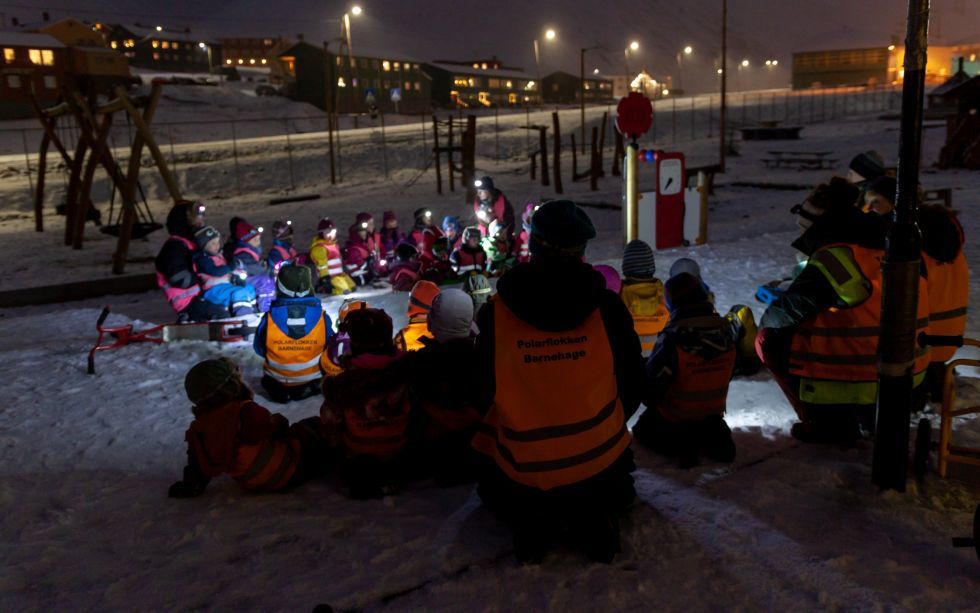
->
[3, 0, 978, 91]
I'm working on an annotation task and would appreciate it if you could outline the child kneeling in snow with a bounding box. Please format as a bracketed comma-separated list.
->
[192, 226, 257, 316]
[253, 265, 333, 403]
[168, 357, 328, 497]
[620, 240, 669, 356]
[319, 308, 414, 499]
[633, 272, 737, 468]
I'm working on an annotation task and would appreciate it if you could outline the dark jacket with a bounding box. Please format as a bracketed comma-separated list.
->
[231, 241, 269, 277]
[409, 337, 482, 432]
[763, 207, 887, 330]
[155, 205, 198, 290]
[474, 256, 644, 418]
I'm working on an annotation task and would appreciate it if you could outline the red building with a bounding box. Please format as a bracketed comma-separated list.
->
[0, 32, 68, 118]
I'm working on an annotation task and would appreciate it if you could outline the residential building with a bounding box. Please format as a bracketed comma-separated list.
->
[0, 32, 67, 118]
[542, 70, 614, 104]
[100, 23, 220, 74]
[219, 36, 289, 69]
[422, 60, 539, 107]
[35, 18, 131, 92]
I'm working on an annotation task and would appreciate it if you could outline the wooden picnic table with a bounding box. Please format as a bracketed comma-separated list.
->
[762, 150, 839, 170]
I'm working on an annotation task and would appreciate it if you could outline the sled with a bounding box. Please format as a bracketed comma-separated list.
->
[87, 306, 254, 374]
[912, 336, 980, 479]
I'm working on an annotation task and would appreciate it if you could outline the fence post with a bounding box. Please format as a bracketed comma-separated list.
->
[494, 105, 500, 163]
[283, 119, 295, 190]
[21, 130, 35, 206]
[590, 126, 599, 191]
[432, 115, 442, 195]
[335, 114, 343, 183]
[552, 111, 563, 194]
[539, 126, 549, 187]
[708, 94, 714, 138]
[525, 105, 530, 152]
[230, 120, 242, 195]
[690, 96, 696, 140]
[598, 111, 607, 176]
[447, 116, 454, 192]
[671, 97, 677, 143]
[168, 125, 178, 189]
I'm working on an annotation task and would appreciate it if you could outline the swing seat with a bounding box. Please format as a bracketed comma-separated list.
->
[99, 221, 163, 239]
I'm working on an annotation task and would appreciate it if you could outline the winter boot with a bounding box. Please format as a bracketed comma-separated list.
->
[700, 415, 736, 463]
[726, 304, 761, 376]
[512, 518, 548, 565]
[576, 511, 621, 564]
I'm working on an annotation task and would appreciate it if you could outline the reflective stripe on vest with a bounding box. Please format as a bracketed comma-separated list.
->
[471, 300, 630, 491]
[396, 319, 431, 352]
[263, 312, 327, 385]
[789, 243, 930, 383]
[924, 250, 969, 362]
[230, 437, 301, 491]
[156, 270, 201, 312]
[343, 402, 410, 458]
[633, 310, 668, 353]
[659, 343, 736, 422]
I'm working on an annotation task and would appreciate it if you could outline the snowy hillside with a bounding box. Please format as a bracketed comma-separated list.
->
[0, 106, 979, 609]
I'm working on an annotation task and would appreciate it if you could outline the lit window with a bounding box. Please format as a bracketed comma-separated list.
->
[472, 63, 479, 69]
[338, 77, 346, 87]
[506, 80, 512, 88]
[7, 74, 21, 88]
[263, 38, 273, 46]
[382, 60, 390, 71]
[972, 54, 977, 62]
[413, 64, 419, 70]
[393, 61, 400, 70]
[414, 81, 420, 91]
[44, 75, 57, 89]
[238, 59, 244, 64]
[468, 77, 475, 87]
[225, 59, 232, 65]
[41, 50, 54, 66]
[28, 49, 42, 64]
[152, 40, 159, 49]
[110, 41, 118, 49]
[162, 41, 169, 49]
[153, 52, 160, 60]
[3, 48, 13, 63]
[404, 80, 410, 89]
[481, 63, 487, 69]
[261, 59, 267, 65]
[336, 56, 342, 66]
[249, 58, 256, 64]
[488, 78, 500, 88]
[125, 39, 135, 48]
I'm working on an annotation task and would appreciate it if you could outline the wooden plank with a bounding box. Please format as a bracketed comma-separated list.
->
[0, 274, 158, 308]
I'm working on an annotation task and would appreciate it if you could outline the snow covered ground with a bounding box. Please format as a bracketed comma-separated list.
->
[1, 108, 979, 610]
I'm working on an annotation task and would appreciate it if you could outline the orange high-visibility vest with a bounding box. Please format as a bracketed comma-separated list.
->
[186, 401, 301, 492]
[471, 300, 630, 491]
[620, 279, 669, 354]
[419, 398, 482, 440]
[789, 243, 930, 382]
[395, 318, 431, 352]
[263, 313, 327, 386]
[923, 250, 969, 363]
[343, 401, 411, 459]
[659, 332, 736, 422]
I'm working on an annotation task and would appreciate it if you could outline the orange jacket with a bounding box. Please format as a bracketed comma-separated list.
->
[923, 250, 969, 363]
[471, 300, 630, 491]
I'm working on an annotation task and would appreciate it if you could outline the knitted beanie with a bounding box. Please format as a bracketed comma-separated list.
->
[184, 357, 244, 407]
[345, 308, 395, 355]
[664, 272, 709, 313]
[848, 150, 886, 183]
[276, 264, 313, 298]
[428, 289, 476, 342]
[529, 199, 596, 258]
[194, 225, 220, 249]
[621, 239, 656, 278]
[669, 257, 702, 281]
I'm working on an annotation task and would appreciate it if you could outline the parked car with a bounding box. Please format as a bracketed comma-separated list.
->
[255, 84, 281, 96]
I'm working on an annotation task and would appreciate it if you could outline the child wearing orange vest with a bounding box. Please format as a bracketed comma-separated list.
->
[168, 357, 328, 498]
[619, 240, 669, 355]
[320, 308, 413, 499]
[633, 272, 737, 468]
[394, 280, 441, 351]
[253, 265, 333, 404]
[309, 217, 356, 295]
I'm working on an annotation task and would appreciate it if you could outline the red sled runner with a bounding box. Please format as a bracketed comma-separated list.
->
[87, 306, 254, 374]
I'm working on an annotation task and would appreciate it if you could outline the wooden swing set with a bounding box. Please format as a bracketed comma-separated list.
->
[30, 82, 181, 274]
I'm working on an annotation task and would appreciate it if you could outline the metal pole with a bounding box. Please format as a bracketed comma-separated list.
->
[380, 109, 388, 179]
[284, 120, 295, 190]
[872, 0, 930, 492]
[21, 130, 35, 203]
[625, 139, 639, 243]
[719, 0, 728, 171]
[580, 47, 586, 155]
[690, 95, 696, 140]
[672, 96, 677, 143]
[230, 120, 241, 195]
[495, 105, 500, 163]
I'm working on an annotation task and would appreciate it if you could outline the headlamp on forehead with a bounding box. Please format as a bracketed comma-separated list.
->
[474, 179, 483, 188]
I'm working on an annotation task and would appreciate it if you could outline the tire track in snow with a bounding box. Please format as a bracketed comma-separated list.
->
[633, 469, 884, 610]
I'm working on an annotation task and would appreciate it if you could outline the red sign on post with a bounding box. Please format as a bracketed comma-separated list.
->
[615, 92, 653, 140]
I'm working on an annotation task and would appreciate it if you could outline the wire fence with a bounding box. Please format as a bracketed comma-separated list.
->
[0, 84, 903, 211]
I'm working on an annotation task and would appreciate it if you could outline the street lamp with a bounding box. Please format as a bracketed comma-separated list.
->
[339, 6, 362, 113]
[676, 45, 693, 93]
[198, 41, 213, 78]
[580, 45, 602, 153]
[533, 28, 556, 105]
[625, 40, 639, 85]
[350, 5, 362, 16]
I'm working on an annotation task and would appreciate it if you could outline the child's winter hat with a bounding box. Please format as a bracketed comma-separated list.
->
[441, 215, 461, 235]
[669, 257, 702, 281]
[383, 210, 398, 224]
[432, 236, 449, 256]
[234, 220, 261, 242]
[317, 217, 336, 235]
[395, 242, 419, 261]
[848, 150, 885, 183]
[622, 239, 656, 278]
[428, 289, 477, 341]
[664, 272, 709, 313]
[355, 212, 374, 226]
[407, 280, 441, 318]
[791, 177, 859, 232]
[413, 208, 432, 223]
[463, 274, 492, 307]
[345, 308, 395, 355]
[475, 175, 495, 192]
[338, 298, 369, 326]
[194, 225, 220, 249]
[529, 199, 596, 258]
[864, 175, 897, 205]
[271, 220, 293, 239]
[276, 264, 313, 298]
[184, 357, 245, 407]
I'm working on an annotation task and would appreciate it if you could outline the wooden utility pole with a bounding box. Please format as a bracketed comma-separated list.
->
[719, 0, 728, 172]
[552, 111, 563, 193]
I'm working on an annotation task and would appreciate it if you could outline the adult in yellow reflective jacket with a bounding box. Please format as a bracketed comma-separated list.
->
[471, 199, 644, 565]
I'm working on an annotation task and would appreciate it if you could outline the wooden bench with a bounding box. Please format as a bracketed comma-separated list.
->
[762, 150, 839, 170]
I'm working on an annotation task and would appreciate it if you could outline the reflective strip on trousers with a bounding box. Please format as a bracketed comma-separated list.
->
[931, 306, 967, 322]
[267, 355, 321, 372]
[263, 366, 322, 383]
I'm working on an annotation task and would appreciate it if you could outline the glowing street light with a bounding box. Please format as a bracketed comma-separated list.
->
[629, 41, 639, 51]
[625, 41, 640, 82]
[677, 45, 694, 91]
[155, 25, 162, 32]
[593, 68, 600, 75]
[350, 5, 362, 16]
[684, 45, 693, 55]
[545, 29, 556, 41]
[533, 28, 557, 103]
[741, 59, 749, 67]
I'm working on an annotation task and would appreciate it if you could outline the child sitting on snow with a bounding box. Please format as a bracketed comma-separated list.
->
[230, 219, 275, 312]
[344, 222, 379, 287]
[633, 272, 737, 468]
[442, 215, 462, 252]
[450, 226, 488, 276]
[309, 217, 356, 295]
[320, 308, 413, 499]
[421, 236, 453, 284]
[266, 220, 298, 272]
[168, 357, 328, 497]
[253, 265, 333, 403]
[320, 298, 369, 378]
[378, 210, 404, 261]
[394, 280, 441, 352]
[483, 219, 516, 277]
[388, 242, 422, 292]
[619, 240, 668, 355]
[192, 226, 257, 316]
[407, 289, 482, 485]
